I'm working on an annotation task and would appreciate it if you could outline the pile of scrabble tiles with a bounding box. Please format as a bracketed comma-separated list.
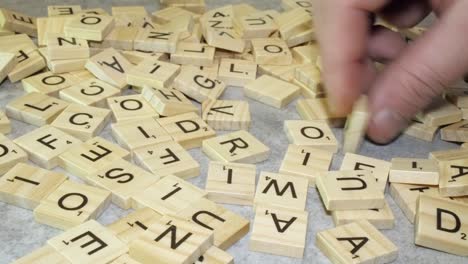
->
[1, 0, 468, 263]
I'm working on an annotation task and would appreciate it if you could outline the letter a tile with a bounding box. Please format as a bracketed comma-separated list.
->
[316, 220, 398, 264]
[250, 205, 308, 258]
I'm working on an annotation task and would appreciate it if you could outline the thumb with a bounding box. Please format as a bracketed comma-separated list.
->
[367, 3, 468, 143]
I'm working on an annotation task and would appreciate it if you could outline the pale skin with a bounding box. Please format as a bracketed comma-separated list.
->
[314, 0, 468, 143]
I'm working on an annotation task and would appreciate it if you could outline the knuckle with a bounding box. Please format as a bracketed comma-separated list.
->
[388, 62, 447, 116]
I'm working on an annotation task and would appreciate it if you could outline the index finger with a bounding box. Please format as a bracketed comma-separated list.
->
[314, 0, 388, 115]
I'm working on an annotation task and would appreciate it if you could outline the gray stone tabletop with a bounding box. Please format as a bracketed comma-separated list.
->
[0, 0, 465, 263]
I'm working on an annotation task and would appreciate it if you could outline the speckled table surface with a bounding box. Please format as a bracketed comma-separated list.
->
[0, 1, 465, 263]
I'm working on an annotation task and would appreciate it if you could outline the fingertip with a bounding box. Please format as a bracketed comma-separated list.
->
[367, 109, 409, 144]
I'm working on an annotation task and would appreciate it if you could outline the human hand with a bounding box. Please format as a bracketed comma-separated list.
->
[314, 0, 468, 143]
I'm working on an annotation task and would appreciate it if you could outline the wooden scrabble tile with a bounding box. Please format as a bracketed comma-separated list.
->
[254, 171, 309, 211]
[141, 86, 198, 116]
[127, 59, 181, 89]
[59, 78, 121, 107]
[102, 26, 138, 51]
[176, 197, 249, 249]
[173, 67, 226, 103]
[34, 181, 110, 230]
[390, 183, 437, 223]
[430, 148, 468, 163]
[85, 48, 134, 89]
[282, 0, 313, 12]
[129, 215, 213, 264]
[332, 200, 395, 230]
[343, 95, 370, 154]
[48, 220, 128, 264]
[245, 75, 300, 109]
[12, 245, 71, 264]
[284, 120, 338, 153]
[163, 1, 206, 14]
[441, 120, 468, 142]
[0, 134, 28, 175]
[340, 153, 391, 192]
[202, 26, 246, 53]
[202, 130, 270, 163]
[218, 58, 257, 87]
[291, 43, 320, 64]
[47, 34, 89, 61]
[0, 52, 17, 83]
[415, 195, 468, 256]
[14, 125, 81, 169]
[58, 137, 129, 179]
[47, 58, 88, 74]
[296, 98, 346, 127]
[389, 158, 439, 185]
[133, 141, 200, 179]
[258, 63, 304, 83]
[251, 38, 292, 65]
[0, 9, 37, 37]
[0, 111, 11, 134]
[195, 246, 233, 264]
[51, 104, 110, 141]
[132, 175, 206, 214]
[0, 33, 36, 53]
[48, 5, 82, 16]
[161, 13, 195, 39]
[417, 99, 462, 127]
[107, 94, 159, 122]
[202, 100, 251, 131]
[249, 205, 308, 258]
[111, 116, 171, 151]
[110, 254, 141, 264]
[233, 11, 278, 39]
[21, 72, 78, 96]
[182, 22, 204, 43]
[112, 6, 147, 16]
[9, 50, 47, 83]
[274, 8, 312, 40]
[158, 112, 216, 149]
[87, 159, 159, 209]
[404, 121, 438, 142]
[65, 14, 115, 41]
[134, 28, 180, 53]
[122, 50, 168, 65]
[316, 170, 385, 210]
[295, 63, 323, 91]
[80, 8, 109, 16]
[0, 28, 14, 37]
[317, 220, 398, 263]
[152, 6, 200, 24]
[446, 88, 468, 107]
[191, 59, 220, 79]
[439, 158, 468, 197]
[36, 16, 74, 46]
[171, 42, 215, 66]
[279, 144, 333, 186]
[108, 207, 163, 243]
[68, 70, 95, 81]
[0, 163, 67, 210]
[205, 162, 256, 205]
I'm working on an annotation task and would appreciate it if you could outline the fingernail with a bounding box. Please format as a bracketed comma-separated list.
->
[371, 109, 408, 143]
